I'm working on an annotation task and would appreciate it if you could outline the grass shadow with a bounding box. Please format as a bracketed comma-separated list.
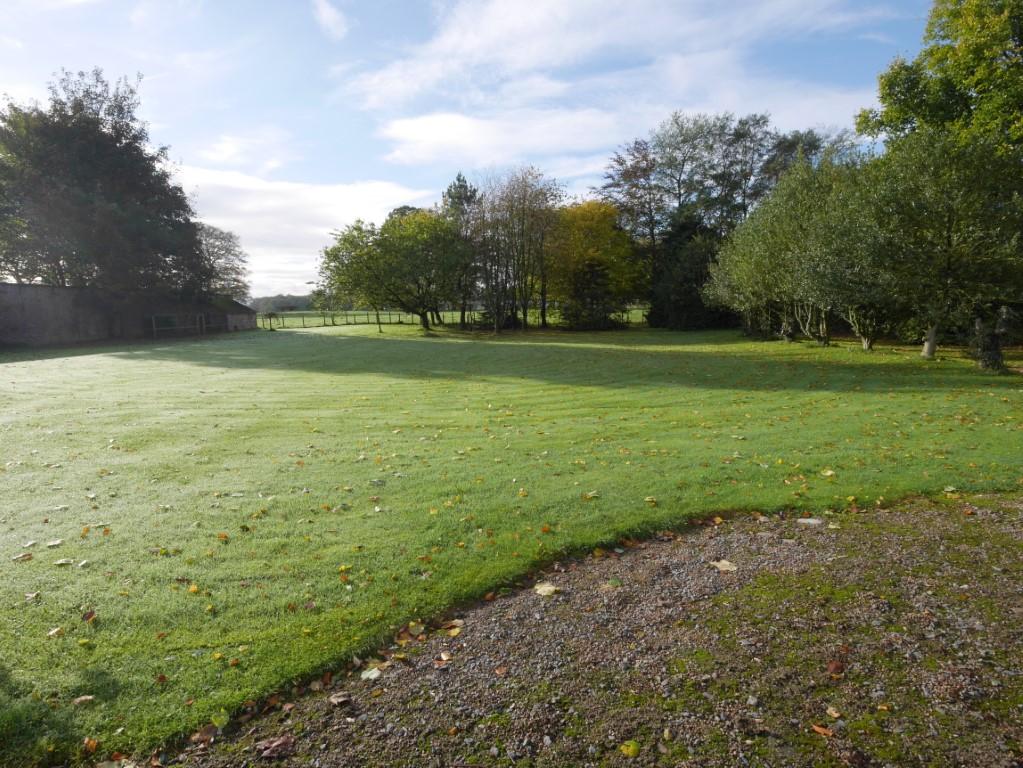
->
[89, 326, 1023, 395]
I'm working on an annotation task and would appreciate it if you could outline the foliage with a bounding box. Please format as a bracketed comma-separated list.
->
[0, 68, 206, 294]
[249, 294, 314, 313]
[196, 223, 251, 302]
[320, 213, 470, 329]
[857, 0, 1023, 149]
[871, 127, 1023, 361]
[602, 112, 841, 329]
[548, 201, 635, 328]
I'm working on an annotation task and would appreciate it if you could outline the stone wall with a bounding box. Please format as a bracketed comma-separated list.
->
[0, 283, 255, 347]
[0, 283, 149, 346]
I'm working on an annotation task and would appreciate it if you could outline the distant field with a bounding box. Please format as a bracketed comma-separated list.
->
[257, 307, 648, 329]
[0, 326, 1020, 765]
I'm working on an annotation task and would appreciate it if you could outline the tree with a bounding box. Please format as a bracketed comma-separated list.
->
[320, 212, 468, 330]
[857, 0, 1023, 150]
[441, 172, 480, 329]
[548, 201, 636, 329]
[598, 139, 666, 289]
[0, 68, 207, 294]
[196, 223, 251, 301]
[495, 167, 562, 329]
[870, 128, 1023, 362]
[319, 221, 385, 329]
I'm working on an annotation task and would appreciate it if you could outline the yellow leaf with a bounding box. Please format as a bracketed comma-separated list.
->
[619, 740, 640, 758]
[533, 582, 558, 596]
[710, 559, 737, 572]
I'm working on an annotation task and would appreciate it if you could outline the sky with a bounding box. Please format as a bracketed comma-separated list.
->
[1, 0, 931, 297]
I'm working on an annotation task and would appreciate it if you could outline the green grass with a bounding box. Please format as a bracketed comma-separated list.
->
[0, 326, 1020, 765]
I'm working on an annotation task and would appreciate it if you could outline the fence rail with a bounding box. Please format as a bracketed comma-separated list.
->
[257, 308, 648, 330]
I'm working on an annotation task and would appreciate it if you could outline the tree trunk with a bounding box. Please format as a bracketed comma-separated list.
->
[861, 336, 874, 352]
[971, 316, 1005, 371]
[375, 310, 383, 333]
[460, 302, 467, 330]
[540, 277, 548, 329]
[418, 312, 430, 330]
[921, 324, 939, 359]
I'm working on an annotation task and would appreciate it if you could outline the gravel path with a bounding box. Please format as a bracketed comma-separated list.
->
[174, 496, 1023, 767]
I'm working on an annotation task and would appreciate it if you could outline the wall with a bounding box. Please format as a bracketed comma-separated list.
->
[0, 283, 148, 346]
[226, 312, 257, 331]
[0, 283, 254, 347]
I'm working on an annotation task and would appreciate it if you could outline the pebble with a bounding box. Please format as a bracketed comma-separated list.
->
[796, 518, 824, 527]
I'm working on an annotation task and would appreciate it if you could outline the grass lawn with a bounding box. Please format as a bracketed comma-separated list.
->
[1, 325, 1020, 765]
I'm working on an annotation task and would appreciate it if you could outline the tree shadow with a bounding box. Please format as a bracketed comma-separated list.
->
[0, 662, 122, 766]
[90, 326, 1023, 395]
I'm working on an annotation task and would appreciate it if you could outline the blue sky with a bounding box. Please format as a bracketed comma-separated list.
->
[1, 0, 930, 295]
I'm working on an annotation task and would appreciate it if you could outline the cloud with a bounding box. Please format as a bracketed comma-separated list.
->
[381, 108, 630, 166]
[376, 47, 876, 176]
[198, 126, 298, 175]
[175, 165, 433, 295]
[312, 0, 348, 41]
[347, 0, 890, 110]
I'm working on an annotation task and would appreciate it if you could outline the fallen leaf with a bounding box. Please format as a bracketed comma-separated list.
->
[72, 695, 95, 706]
[189, 724, 218, 745]
[46, 539, 63, 548]
[11, 552, 32, 562]
[820, 469, 836, 477]
[581, 490, 600, 500]
[644, 496, 657, 506]
[25, 592, 40, 602]
[533, 582, 559, 596]
[54, 558, 73, 566]
[360, 667, 381, 681]
[710, 559, 737, 572]
[494, 666, 508, 677]
[619, 740, 641, 758]
[82, 610, 97, 624]
[826, 659, 845, 677]
[811, 724, 834, 737]
[447, 627, 462, 638]
[82, 737, 99, 754]
[328, 692, 352, 707]
[48, 627, 64, 638]
[826, 705, 841, 719]
[211, 709, 230, 728]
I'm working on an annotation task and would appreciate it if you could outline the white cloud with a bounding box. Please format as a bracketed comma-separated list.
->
[312, 0, 348, 41]
[381, 108, 629, 166]
[198, 126, 298, 175]
[347, 0, 889, 110]
[176, 165, 433, 295]
[376, 46, 876, 176]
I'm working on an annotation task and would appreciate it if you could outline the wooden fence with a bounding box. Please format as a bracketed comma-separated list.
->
[257, 308, 648, 330]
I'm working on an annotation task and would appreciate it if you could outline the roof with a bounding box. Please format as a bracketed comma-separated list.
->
[210, 296, 256, 314]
